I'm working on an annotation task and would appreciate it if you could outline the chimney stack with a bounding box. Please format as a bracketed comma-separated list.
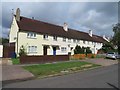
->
[63, 22, 68, 31]
[16, 8, 20, 21]
[89, 30, 92, 37]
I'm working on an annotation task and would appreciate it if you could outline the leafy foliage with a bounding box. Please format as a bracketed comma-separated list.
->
[100, 42, 115, 53]
[0, 38, 9, 44]
[74, 45, 92, 54]
[112, 23, 120, 54]
[19, 45, 27, 56]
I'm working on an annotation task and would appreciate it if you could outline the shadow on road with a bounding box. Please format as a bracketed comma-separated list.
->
[107, 82, 119, 90]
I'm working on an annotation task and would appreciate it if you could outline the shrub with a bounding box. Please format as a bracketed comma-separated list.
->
[91, 55, 95, 58]
[74, 46, 92, 55]
[19, 45, 27, 56]
[86, 47, 92, 54]
[74, 45, 84, 54]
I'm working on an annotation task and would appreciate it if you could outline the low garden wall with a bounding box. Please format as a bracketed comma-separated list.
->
[71, 54, 96, 60]
[20, 55, 69, 64]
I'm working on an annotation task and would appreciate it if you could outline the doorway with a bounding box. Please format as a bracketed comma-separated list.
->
[43, 46, 47, 55]
[53, 47, 56, 55]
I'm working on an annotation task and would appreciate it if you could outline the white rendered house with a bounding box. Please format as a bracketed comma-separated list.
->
[9, 8, 108, 56]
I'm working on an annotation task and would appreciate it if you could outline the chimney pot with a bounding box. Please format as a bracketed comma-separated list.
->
[63, 22, 68, 31]
[16, 8, 20, 21]
[89, 30, 92, 37]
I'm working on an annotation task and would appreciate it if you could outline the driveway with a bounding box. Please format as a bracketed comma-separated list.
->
[82, 58, 118, 66]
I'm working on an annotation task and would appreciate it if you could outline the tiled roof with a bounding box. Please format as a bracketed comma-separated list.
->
[16, 16, 107, 43]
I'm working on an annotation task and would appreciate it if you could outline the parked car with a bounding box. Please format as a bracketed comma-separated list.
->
[106, 52, 118, 60]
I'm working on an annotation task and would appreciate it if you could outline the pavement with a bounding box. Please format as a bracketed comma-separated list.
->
[82, 58, 118, 66]
[2, 65, 35, 85]
[1, 58, 118, 87]
[3, 64, 119, 88]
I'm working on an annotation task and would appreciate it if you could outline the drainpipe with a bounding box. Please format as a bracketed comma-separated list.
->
[16, 31, 19, 56]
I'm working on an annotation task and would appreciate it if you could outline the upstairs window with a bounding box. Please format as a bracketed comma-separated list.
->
[27, 32, 36, 38]
[77, 40, 80, 43]
[43, 35, 48, 40]
[53, 36, 57, 41]
[63, 37, 66, 42]
[83, 41, 85, 44]
[68, 38, 71, 43]
[73, 39, 76, 43]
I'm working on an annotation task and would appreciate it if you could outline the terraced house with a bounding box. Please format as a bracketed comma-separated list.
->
[9, 8, 109, 56]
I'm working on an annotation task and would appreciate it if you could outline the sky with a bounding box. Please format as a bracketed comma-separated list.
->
[0, 1, 118, 38]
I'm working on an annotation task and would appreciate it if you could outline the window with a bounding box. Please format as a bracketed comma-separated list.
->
[73, 39, 76, 43]
[43, 35, 48, 40]
[63, 37, 66, 42]
[53, 36, 57, 41]
[77, 40, 80, 43]
[83, 41, 85, 44]
[28, 46, 37, 53]
[68, 39, 71, 43]
[27, 32, 36, 38]
[88, 41, 89, 44]
[61, 47, 67, 52]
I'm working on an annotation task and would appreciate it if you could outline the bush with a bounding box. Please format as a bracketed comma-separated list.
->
[86, 47, 92, 54]
[91, 55, 95, 58]
[74, 45, 92, 55]
[74, 45, 84, 54]
[19, 45, 27, 56]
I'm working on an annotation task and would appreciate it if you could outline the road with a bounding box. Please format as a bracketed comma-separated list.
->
[3, 64, 119, 88]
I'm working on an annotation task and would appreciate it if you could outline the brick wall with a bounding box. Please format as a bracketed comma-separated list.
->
[20, 55, 69, 64]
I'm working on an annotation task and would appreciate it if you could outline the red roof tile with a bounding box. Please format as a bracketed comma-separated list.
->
[16, 16, 107, 43]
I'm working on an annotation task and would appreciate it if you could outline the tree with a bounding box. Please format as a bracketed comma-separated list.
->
[0, 38, 9, 44]
[100, 42, 115, 53]
[112, 23, 120, 54]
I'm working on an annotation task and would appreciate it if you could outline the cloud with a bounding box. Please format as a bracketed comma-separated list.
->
[1, 2, 118, 38]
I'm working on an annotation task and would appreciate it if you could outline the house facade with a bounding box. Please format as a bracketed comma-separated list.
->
[9, 8, 108, 56]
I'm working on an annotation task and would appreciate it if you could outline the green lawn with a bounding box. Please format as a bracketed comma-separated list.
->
[11, 58, 20, 65]
[23, 61, 100, 77]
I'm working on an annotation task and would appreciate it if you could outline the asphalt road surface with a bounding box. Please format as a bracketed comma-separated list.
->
[3, 64, 119, 88]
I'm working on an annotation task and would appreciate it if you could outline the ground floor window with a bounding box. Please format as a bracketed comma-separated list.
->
[61, 47, 67, 52]
[28, 46, 37, 53]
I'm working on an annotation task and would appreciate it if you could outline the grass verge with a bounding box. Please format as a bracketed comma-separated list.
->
[23, 61, 100, 78]
[11, 58, 20, 65]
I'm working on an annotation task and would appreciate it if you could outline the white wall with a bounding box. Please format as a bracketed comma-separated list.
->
[0, 45, 3, 57]
[16, 31, 103, 56]
[9, 16, 19, 43]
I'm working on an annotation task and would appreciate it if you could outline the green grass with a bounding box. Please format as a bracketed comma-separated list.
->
[11, 58, 20, 65]
[23, 61, 100, 77]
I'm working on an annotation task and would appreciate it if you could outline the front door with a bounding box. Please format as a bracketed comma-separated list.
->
[53, 47, 56, 55]
[43, 46, 47, 55]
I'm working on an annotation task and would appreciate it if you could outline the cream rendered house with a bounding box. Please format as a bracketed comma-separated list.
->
[9, 8, 108, 56]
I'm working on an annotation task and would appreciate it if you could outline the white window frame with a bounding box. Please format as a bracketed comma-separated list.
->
[43, 34, 48, 40]
[61, 47, 67, 52]
[53, 36, 57, 41]
[27, 32, 36, 39]
[28, 46, 37, 54]
[68, 38, 71, 43]
[63, 37, 66, 42]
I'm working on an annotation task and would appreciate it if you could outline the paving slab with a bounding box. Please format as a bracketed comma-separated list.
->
[2, 65, 34, 84]
[82, 58, 118, 66]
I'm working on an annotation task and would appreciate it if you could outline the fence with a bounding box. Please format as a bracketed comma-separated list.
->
[3, 43, 15, 58]
[20, 55, 69, 64]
